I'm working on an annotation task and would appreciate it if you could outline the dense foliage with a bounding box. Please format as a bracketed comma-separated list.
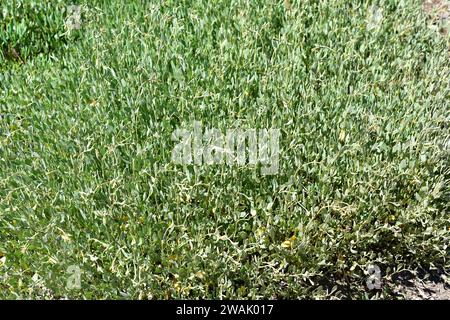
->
[0, 0, 448, 299]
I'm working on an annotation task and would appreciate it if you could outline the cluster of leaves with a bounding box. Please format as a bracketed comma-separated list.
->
[0, 0, 68, 69]
[0, 0, 449, 299]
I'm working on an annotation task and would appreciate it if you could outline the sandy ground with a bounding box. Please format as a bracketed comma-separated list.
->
[396, 281, 450, 300]
[389, 268, 450, 300]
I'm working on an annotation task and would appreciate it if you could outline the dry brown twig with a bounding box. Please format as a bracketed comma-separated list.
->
[4, 44, 25, 64]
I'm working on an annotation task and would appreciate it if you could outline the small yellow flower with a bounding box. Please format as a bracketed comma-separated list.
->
[168, 254, 177, 261]
[281, 235, 297, 248]
[281, 240, 291, 248]
[255, 227, 266, 238]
